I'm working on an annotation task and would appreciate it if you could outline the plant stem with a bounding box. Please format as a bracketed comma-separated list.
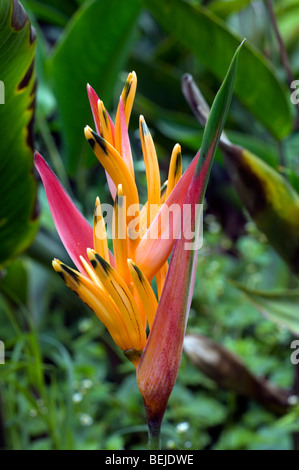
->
[147, 419, 161, 450]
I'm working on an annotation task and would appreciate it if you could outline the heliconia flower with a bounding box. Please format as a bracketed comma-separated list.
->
[35, 71, 199, 367]
[35, 40, 242, 447]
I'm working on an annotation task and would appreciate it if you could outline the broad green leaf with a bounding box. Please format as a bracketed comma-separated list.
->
[276, 7, 299, 47]
[231, 280, 299, 335]
[51, 0, 141, 174]
[0, 0, 38, 267]
[275, 0, 299, 17]
[144, 0, 292, 139]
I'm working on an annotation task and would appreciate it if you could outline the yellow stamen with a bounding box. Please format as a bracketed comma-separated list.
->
[129, 282, 147, 331]
[93, 197, 110, 263]
[122, 71, 137, 125]
[52, 259, 132, 351]
[127, 259, 158, 330]
[114, 71, 137, 154]
[87, 249, 146, 351]
[139, 180, 169, 237]
[84, 126, 139, 211]
[79, 255, 104, 290]
[139, 116, 161, 228]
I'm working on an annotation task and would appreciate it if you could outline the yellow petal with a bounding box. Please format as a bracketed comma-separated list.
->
[87, 249, 146, 351]
[139, 116, 161, 228]
[52, 259, 133, 351]
[93, 197, 110, 263]
[139, 181, 168, 237]
[127, 259, 158, 330]
[79, 255, 104, 290]
[113, 185, 130, 285]
[129, 282, 147, 331]
[84, 126, 139, 211]
[165, 144, 182, 200]
[98, 100, 114, 146]
[122, 71, 137, 125]
[114, 71, 137, 154]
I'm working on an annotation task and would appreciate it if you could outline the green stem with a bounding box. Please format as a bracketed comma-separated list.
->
[147, 419, 161, 450]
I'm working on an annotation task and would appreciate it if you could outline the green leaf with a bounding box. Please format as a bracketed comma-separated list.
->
[144, 0, 292, 139]
[24, 0, 84, 27]
[0, 259, 28, 306]
[0, 0, 38, 267]
[225, 146, 299, 276]
[230, 280, 299, 335]
[22, 0, 73, 27]
[195, 40, 244, 191]
[209, 0, 253, 18]
[276, 5, 299, 48]
[51, 0, 141, 174]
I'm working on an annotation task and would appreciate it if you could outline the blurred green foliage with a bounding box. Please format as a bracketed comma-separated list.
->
[1, 0, 299, 450]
